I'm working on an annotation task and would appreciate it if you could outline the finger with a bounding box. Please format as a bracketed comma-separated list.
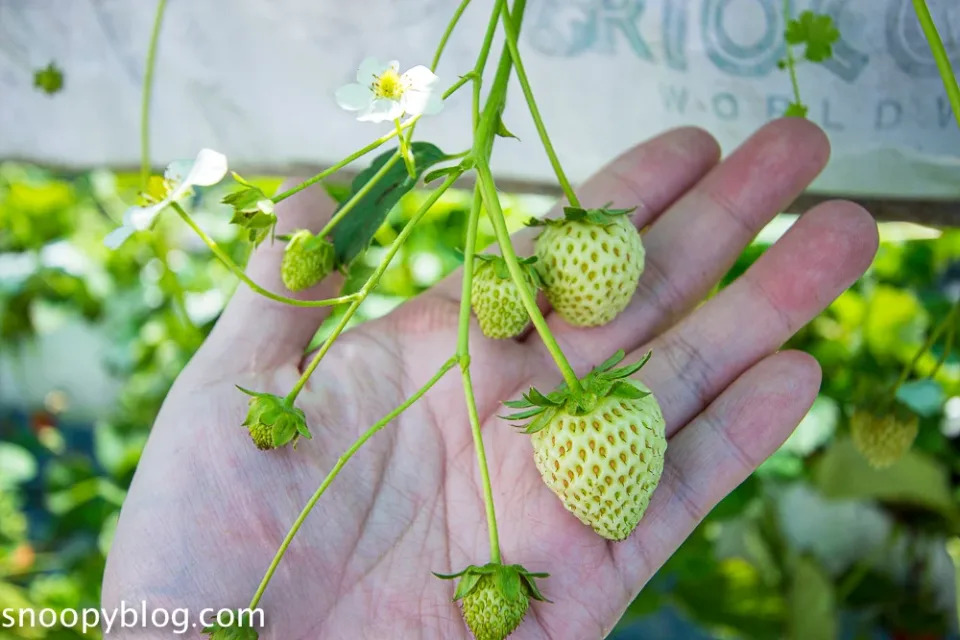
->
[637, 200, 877, 438]
[614, 350, 821, 587]
[543, 118, 831, 361]
[203, 180, 345, 367]
[428, 127, 721, 302]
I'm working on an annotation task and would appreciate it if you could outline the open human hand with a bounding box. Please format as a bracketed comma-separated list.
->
[102, 118, 878, 639]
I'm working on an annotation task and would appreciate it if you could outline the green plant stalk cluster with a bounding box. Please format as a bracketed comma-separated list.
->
[139, 0, 588, 617]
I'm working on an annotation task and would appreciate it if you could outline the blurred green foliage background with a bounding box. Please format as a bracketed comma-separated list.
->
[1, 162, 959, 639]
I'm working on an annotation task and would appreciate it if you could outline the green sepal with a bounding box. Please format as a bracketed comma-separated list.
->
[236, 387, 311, 450]
[201, 620, 259, 640]
[224, 174, 277, 247]
[502, 350, 655, 433]
[435, 563, 550, 604]
[474, 254, 543, 289]
[526, 203, 637, 228]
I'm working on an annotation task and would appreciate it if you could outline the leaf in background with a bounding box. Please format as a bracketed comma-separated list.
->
[331, 142, 448, 266]
[788, 556, 837, 640]
[896, 379, 944, 417]
[815, 438, 956, 517]
[0, 443, 37, 488]
[947, 538, 960, 631]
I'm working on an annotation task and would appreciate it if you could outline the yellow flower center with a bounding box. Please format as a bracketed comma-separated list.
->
[373, 69, 405, 100]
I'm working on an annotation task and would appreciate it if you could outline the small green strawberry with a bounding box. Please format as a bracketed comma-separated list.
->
[280, 230, 334, 292]
[504, 350, 666, 541]
[435, 563, 548, 640]
[238, 387, 311, 450]
[471, 255, 541, 339]
[850, 409, 918, 469]
[532, 205, 644, 327]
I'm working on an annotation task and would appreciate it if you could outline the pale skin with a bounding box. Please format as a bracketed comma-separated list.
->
[102, 119, 879, 639]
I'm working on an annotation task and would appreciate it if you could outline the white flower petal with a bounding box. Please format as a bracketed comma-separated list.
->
[128, 202, 165, 230]
[103, 225, 135, 249]
[357, 99, 403, 123]
[184, 148, 229, 187]
[401, 65, 438, 90]
[357, 57, 386, 83]
[401, 89, 443, 117]
[387, 60, 400, 73]
[256, 199, 275, 214]
[164, 159, 192, 185]
[335, 83, 374, 111]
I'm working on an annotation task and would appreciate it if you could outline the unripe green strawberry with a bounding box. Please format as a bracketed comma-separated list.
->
[533, 205, 644, 327]
[505, 350, 665, 540]
[435, 563, 548, 640]
[238, 386, 312, 450]
[281, 230, 334, 292]
[850, 409, 918, 469]
[471, 255, 540, 339]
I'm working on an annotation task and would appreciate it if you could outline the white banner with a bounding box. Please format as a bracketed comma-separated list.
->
[1, 0, 959, 197]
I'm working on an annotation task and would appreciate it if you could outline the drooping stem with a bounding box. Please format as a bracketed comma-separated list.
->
[285, 169, 464, 403]
[272, 117, 419, 204]
[499, 1, 580, 208]
[456, 185, 502, 564]
[476, 159, 582, 393]
[318, 151, 401, 238]
[140, 0, 168, 189]
[171, 203, 357, 308]
[888, 301, 959, 401]
[912, 0, 960, 131]
[249, 356, 458, 610]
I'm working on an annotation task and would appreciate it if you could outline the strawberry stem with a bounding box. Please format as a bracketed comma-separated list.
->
[912, 0, 960, 131]
[317, 150, 402, 238]
[171, 202, 360, 308]
[457, 185, 503, 565]
[248, 356, 458, 610]
[285, 168, 464, 403]
[499, 0, 580, 209]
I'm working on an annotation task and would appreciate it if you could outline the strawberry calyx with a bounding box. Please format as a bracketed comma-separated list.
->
[237, 386, 311, 450]
[201, 619, 259, 639]
[503, 350, 652, 434]
[474, 254, 543, 288]
[434, 562, 550, 603]
[525, 203, 637, 228]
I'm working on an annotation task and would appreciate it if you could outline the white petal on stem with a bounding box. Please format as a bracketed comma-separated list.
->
[357, 57, 386, 83]
[401, 65, 438, 90]
[103, 224, 135, 249]
[128, 202, 166, 230]
[335, 83, 374, 111]
[401, 89, 443, 117]
[184, 149, 229, 187]
[358, 98, 403, 123]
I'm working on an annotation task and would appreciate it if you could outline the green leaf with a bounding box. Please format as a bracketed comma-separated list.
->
[787, 556, 837, 640]
[0, 443, 38, 488]
[946, 538, 960, 630]
[814, 438, 957, 517]
[331, 142, 448, 266]
[785, 11, 840, 62]
[33, 61, 64, 95]
[272, 418, 298, 448]
[784, 102, 808, 118]
[423, 166, 459, 184]
[594, 350, 626, 374]
[896, 379, 944, 417]
[497, 566, 522, 601]
[452, 572, 483, 600]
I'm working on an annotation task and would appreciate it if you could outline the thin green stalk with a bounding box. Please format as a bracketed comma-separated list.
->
[403, 0, 472, 145]
[782, 0, 803, 108]
[249, 356, 458, 609]
[396, 119, 417, 178]
[318, 151, 401, 238]
[500, 2, 580, 208]
[888, 301, 959, 401]
[472, 0, 506, 130]
[457, 185, 502, 564]
[913, 0, 960, 131]
[442, 73, 474, 100]
[171, 202, 357, 308]
[272, 117, 419, 204]
[285, 169, 464, 402]
[140, 0, 168, 189]
[475, 159, 582, 393]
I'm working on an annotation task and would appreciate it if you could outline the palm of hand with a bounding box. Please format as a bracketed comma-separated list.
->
[103, 120, 878, 639]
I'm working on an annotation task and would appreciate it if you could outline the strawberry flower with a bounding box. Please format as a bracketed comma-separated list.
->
[104, 148, 228, 248]
[335, 58, 442, 123]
